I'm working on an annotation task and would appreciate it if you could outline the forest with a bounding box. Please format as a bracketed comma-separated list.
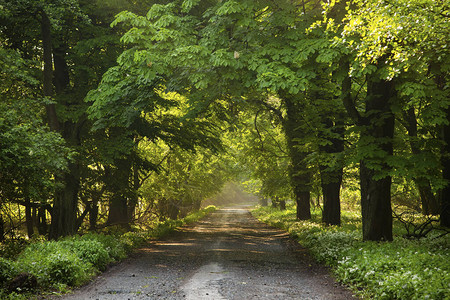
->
[0, 0, 449, 298]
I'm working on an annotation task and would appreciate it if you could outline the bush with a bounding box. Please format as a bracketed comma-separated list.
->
[0, 258, 18, 285]
[252, 205, 450, 300]
[0, 239, 29, 259]
[0, 205, 217, 297]
[304, 230, 359, 266]
[80, 233, 127, 261]
[121, 232, 147, 252]
[45, 251, 91, 286]
[16, 241, 92, 287]
[60, 239, 112, 271]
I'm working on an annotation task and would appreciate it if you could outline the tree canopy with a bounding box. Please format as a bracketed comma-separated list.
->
[0, 0, 449, 242]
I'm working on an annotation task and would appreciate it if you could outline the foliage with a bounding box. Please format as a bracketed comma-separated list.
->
[0, 239, 30, 260]
[253, 204, 450, 299]
[0, 47, 70, 211]
[79, 233, 128, 261]
[16, 241, 93, 287]
[181, 205, 216, 224]
[148, 205, 216, 238]
[59, 239, 112, 271]
[0, 205, 216, 296]
[0, 258, 18, 285]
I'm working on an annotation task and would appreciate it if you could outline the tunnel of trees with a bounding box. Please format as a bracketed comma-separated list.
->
[0, 0, 449, 244]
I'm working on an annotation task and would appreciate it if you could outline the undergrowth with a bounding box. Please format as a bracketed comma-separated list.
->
[0, 205, 216, 299]
[252, 204, 449, 300]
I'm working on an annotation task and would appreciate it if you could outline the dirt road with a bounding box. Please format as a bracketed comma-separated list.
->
[60, 206, 355, 299]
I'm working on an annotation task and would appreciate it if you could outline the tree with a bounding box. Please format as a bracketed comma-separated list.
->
[330, 0, 449, 238]
[0, 0, 157, 238]
[0, 48, 69, 239]
[110, 0, 334, 220]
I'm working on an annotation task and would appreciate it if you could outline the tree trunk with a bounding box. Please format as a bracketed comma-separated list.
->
[49, 162, 80, 239]
[37, 207, 47, 236]
[279, 198, 286, 210]
[282, 94, 312, 220]
[126, 162, 140, 223]
[106, 158, 132, 227]
[89, 200, 99, 230]
[24, 183, 34, 239]
[403, 107, 439, 214]
[360, 162, 393, 241]
[260, 196, 268, 206]
[32, 207, 38, 231]
[0, 214, 4, 242]
[321, 179, 342, 226]
[441, 106, 450, 227]
[48, 37, 85, 238]
[41, 10, 59, 132]
[167, 200, 180, 220]
[360, 77, 395, 241]
[319, 118, 344, 226]
[42, 10, 83, 239]
[271, 197, 278, 208]
[107, 193, 129, 226]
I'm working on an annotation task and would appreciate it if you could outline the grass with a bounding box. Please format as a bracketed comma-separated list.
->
[252, 204, 450, 299]
[0, 205, 216, 299]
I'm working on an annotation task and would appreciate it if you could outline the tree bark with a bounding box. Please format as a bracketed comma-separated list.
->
[37, 207, 47, 236]
[24, 183, 34, 239]
[0, 213, 4, 242]
[41, 11, 59, 132]
[167, 200, 180, 220]
[319, 118, 344, 226]
[126, 162, 140, 223]
[440, 106, 450, 227]
[402, 107, 439, 214]
[260, 196, 268, 206]
[44, 33, 84, 239]
[106, 158, 132, 227]
[89, 200, 99, 230]
[282, 93, 312, 220]
[360, 77, 395, 241]
[49, 162, 80, 239]
[279, 198, 286, 210]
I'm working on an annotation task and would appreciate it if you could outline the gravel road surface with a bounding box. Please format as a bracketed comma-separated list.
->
[59, 206, 355, 299]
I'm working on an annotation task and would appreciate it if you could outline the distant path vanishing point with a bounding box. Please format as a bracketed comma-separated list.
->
[57, 206, 355, 300]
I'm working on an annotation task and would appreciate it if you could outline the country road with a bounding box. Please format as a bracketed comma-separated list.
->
[58, 206, 355, 299]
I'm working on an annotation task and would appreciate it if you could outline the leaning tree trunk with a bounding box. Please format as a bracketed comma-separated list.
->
[282, 94, 312, 220]
[360, 77, 395, 241]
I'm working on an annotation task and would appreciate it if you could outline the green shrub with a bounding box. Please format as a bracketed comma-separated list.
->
[121, 232, 147, 252]
[0, 258, 18, 285]
[60, 239, 112, 271]
[0, 205, 217, 297]
[149, 219, 183, 238]
[0, 239, 29, 259]
[304, 230, 359, 266]
[16, 241, 93, 287]
[0, 290, 29, 300]
[45, 250, 91, 286]
[80, 233, 127, 261]
[252, 205, 450, 300]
